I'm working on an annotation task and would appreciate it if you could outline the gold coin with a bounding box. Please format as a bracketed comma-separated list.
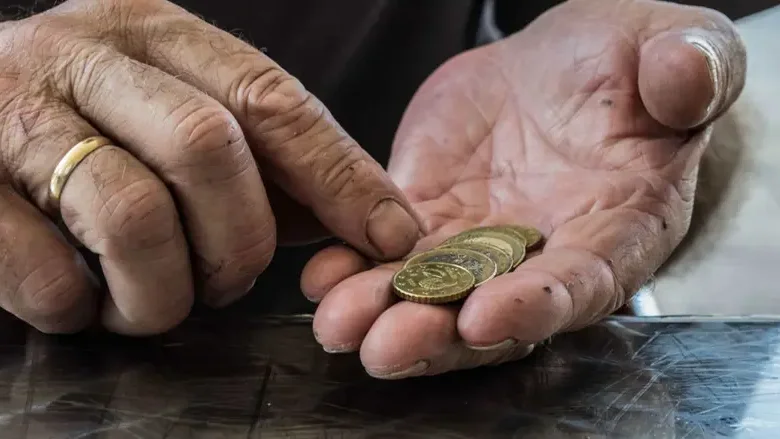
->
[460, 225, 536, 251]
[404, 247, 497, 286]
[392, 262, 475, 304]
[443, 229, 526, 268]
[512, 244, 527, 268]
[441, 241, 512, 276]
[504, 225, 543, 250]
[462, 236, 515, 261]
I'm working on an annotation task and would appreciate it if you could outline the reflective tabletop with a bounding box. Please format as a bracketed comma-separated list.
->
[0, 314, 779, 438]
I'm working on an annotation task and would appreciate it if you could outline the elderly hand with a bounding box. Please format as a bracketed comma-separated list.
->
[0, 0, 420, 335]
[303, 0, 746, 379]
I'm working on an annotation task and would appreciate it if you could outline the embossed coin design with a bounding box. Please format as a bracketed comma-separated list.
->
[404, 247, 497, 286]
[443, 229, 527, 268]
[392, 262, 476, 304]
[441, 241, 512, 276]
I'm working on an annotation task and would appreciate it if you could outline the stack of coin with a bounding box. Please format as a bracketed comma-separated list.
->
[392, 225, 543, 304]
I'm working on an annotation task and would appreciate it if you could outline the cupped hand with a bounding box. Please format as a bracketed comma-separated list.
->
[302, 0, 746, 379]
[0, 0, 419, 335]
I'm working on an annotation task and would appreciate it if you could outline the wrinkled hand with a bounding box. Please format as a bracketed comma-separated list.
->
[302, 0, 746, 379]
[0, 0, 420, 335]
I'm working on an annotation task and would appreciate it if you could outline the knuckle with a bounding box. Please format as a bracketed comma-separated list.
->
[208, 227, 277, 290]
[314, 142, 373, 200]
[16, 256, 89, 330]
[167, 103, 252, 183]
[241, 67, 328, 144]
[96, 177, 179, 257]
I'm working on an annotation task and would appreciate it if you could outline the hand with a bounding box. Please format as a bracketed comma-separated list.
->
[0, 0, 420, 335]
[302, 0, 746, 378]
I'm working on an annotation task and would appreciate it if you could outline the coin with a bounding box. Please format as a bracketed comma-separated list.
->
[441, 241, 512, 276]
[404, 247, 497, 286]
[459, 225, 537, 251]
[505, 225, 543, 250]
[443, 229, 527, 268]
[510, 241, 526, 268]
[462, 236, 515, 261]
[392, 262, 475, 304]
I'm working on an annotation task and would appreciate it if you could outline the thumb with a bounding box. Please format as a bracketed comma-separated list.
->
[638, 18, 747, 130]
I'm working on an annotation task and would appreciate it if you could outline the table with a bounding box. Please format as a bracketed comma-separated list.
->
[1, 314, 779, 438]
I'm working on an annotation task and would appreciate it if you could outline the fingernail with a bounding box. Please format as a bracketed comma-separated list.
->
[465, 338, 518, 351]
[304, 294, 322, 304]
[204, 277, 257, 308]
[366, 199, 419, 260]
[682, 29, 727, 125]
[322, 342, 359, 354]
[366, 360, 430, 380]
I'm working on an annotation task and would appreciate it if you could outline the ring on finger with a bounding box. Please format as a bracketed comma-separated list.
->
[48, 136, 113, 209]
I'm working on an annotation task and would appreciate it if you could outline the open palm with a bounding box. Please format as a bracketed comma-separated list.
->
[302, 0, 745, 379]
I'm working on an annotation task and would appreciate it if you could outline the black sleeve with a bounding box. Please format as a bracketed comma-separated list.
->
[492, 0, 565, 35]
[0, 0, 60, 20]
[492, 0, 774, 32]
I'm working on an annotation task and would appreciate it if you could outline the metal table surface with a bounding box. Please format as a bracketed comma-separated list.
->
[0, 314, 779, 438]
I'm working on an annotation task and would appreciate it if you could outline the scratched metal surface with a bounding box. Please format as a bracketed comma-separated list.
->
[0, 315, 779, 438]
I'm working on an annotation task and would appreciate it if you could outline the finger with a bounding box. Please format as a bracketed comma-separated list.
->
[124, 1, 420, 261]
[360, 302, 535, 380]
[311, 263, 535, 377]
[312, 263, 399, 353]
[0, 186, 95, 333]
[300, 245, 371, 303]
[457, 207, 673, 348]
[44, 51, 275, 307]
[7, 101, 193, 335]
[311, 254, 538, 377]
[637, 6, 747, 130]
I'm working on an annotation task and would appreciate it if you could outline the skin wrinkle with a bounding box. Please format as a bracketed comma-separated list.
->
[245, 74, 308, 125]
[88, 174, 177, 256]
[253, 92, 320, 152]
[565, 248, 624, 329]
[196, 225, 276, 285]
[18, 255, 79, 315]
[8, 100, 83, 203]
[231, 66, 284, 119]
[60, 43, 117, 107]
[165, 150, 254, 188]
[317, 151, 366, 201]
[122, 56, 168, 102]
[167, 108, 252, 185]
[1, 94, 39, 177]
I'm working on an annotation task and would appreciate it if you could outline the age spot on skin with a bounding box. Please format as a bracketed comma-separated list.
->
[543, 286, 552, 294]
[600, 98, 614, 107]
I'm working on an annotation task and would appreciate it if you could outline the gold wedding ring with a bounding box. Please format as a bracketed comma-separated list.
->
[48, 136, 113, 208]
